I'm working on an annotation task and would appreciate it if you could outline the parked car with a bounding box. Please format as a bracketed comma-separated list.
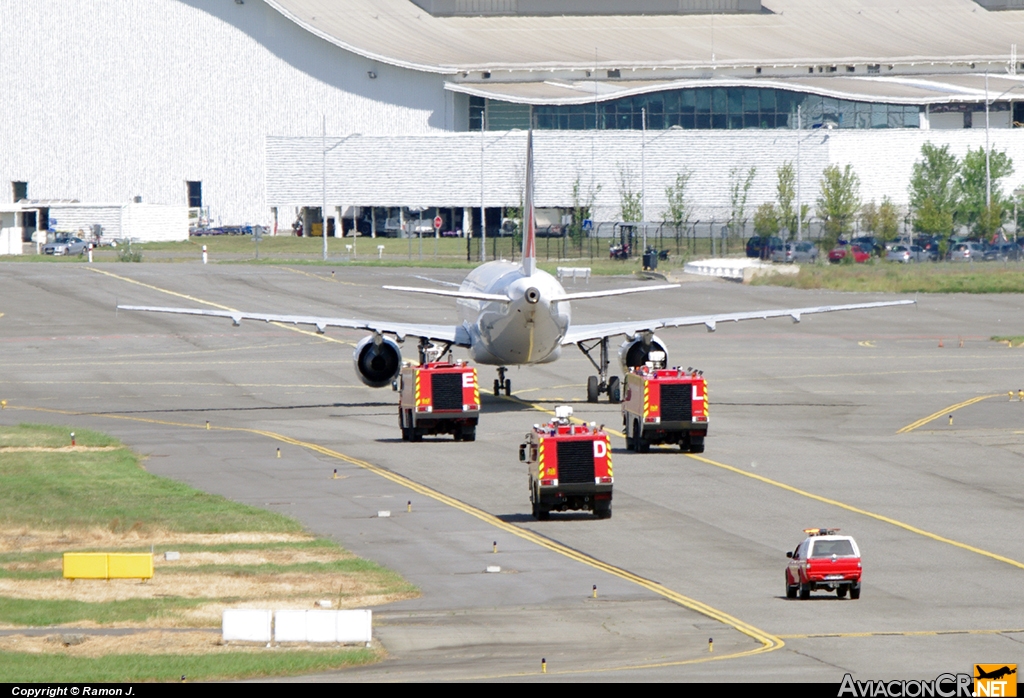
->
[771, 241, 819, 263]
[828, 243, 871, 264]
[785, 528, 862, 600]
[886, 244, 930, 263]
[850, 236, 883, 256]
[746, 235, 782, 259]
[42, 236, 89, 256]
[912, 236, 942, 261]
[949, 241, 986, 262]
[983, 241, 1023, 262]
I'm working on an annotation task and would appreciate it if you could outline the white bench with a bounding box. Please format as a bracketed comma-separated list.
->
[557, 267, 591, 284]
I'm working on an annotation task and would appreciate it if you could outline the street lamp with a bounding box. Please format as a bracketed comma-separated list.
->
[794, 105, 827, 243]
[321, 122, 361, 261]
[1014, 186, 1024, 245]
[983, 74, 1024, 214]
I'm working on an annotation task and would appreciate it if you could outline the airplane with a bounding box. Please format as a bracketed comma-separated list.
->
[120, 131, 913, 403]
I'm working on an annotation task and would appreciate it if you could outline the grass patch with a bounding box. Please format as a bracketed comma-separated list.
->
[0, 423, 118, 448]
[752, 261, 1024, 294]
[0, 597, 208, 626]
[992, 335, 1024, 347]
[0, 649, 378, 683]
[0, 425, 299, 533]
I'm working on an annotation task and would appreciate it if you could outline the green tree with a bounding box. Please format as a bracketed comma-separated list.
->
[909, 143, 960, 234]
[877, 196, 901, 242]
[753, 202, 780, 238]
[728, 166, 757, 238]
[569, 174, 601, 243]
[860, 197, 901, 242]
[617, 164, 642, 223]
[860, 200, 879, 235]
[914, 197, 954, 238]
[957, 146, 1013, 236]
[816, 164, 861, 248]
[776, 162, 797, 238]
[663, 171, 692, 232]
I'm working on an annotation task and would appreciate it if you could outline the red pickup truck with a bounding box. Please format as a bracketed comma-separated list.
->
[785, 528, 862, 600]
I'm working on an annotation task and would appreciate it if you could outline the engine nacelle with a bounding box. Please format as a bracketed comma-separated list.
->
[353, 335, 402, 388]
[618, 334, 668, 373]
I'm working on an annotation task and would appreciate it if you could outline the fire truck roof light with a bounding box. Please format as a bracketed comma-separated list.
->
[804, 527, 841, 536]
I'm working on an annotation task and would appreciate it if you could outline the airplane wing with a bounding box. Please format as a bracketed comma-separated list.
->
[381, 286, 510, 303]
[118, 305, 471, 346]
[561, 300, 915, 345]
[551, 284, 679, 302]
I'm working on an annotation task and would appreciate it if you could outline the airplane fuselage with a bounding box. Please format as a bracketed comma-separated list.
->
[457, 261, 570, 366]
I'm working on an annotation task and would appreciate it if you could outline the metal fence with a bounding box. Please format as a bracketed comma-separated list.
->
[459, 219, 833, 262]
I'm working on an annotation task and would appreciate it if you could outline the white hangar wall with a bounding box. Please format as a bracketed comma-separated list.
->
[0, 0, 452, 226]
[268, 129, 1024, 223]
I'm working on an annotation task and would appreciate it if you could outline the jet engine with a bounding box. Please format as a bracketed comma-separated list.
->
[353, 335, 402, 388]
[618, 334, 668, 372]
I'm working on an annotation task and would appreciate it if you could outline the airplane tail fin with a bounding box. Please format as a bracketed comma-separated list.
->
[522, 128, 536, 276]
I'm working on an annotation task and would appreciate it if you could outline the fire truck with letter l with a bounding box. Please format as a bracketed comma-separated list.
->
[397, 358, 480, 441]
[621, 352, 708, 453]
[520, 406, 613, 520]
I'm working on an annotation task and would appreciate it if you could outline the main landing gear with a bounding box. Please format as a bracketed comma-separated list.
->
[578, 337, 621, 404]
[493, 366, 511, 396]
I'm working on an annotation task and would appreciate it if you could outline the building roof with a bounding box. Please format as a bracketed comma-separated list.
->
[447, 73, 1024, 106]
[266, 0, 1024, 74]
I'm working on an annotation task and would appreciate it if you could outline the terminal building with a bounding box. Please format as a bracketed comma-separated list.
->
[3, 0, 1024, 239]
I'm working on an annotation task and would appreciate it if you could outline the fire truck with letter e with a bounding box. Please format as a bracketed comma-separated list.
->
[397, 359, 480, 441]
[520, 406, 613, 520]
[621, 352, 708, 453]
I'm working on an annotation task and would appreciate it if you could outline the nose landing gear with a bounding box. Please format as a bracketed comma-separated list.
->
[493, 366, 511, 396]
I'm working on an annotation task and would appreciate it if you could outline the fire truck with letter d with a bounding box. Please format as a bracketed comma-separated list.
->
[520, 406, 613, 520]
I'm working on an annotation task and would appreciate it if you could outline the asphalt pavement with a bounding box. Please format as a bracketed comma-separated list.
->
[1, 261, 1022, 682]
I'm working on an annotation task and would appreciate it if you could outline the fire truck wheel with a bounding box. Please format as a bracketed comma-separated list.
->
[634, 420, 650, 453]
[607, 376, 621, 404]
[587, 376, 599, 403]
[850, 582, 861, 600]
[595, 502, 612, 519]
[410, 429, 423, 443]
[532, 502, 550, 521]
[837, 586, 848, 599]
[461, 426, 476, 442]
[688, 443, 705, 454]
[799, 581, 811, 600]
[786, 579, 798, 599]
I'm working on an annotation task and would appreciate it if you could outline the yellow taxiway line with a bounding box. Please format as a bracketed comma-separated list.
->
[4, 403, 783, 671]
[506, 395, 1024, 572]
[895, 394, 1001, 434]
[88, 267, 354, 347]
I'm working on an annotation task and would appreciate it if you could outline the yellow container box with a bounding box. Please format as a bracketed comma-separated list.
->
[108, 553, 154, 580]
[62, 553, 108, 580]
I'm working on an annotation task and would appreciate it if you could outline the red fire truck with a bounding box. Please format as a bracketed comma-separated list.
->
[520, 406, 613, 520]
[621, 352, 708, 453]
[397, 360, 480, 441]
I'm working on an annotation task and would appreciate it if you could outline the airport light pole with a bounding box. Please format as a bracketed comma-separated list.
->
[1015, 186, 1024, 246]
[983, 76, 1024, 216]
[321, 123, 361, 261]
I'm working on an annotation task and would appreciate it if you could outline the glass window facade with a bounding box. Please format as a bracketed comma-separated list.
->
[481, 87, 922, 131]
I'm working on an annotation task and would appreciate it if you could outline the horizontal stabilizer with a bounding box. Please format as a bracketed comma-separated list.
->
[551, 284, 679, 302]
[383, 285, 510, 303]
